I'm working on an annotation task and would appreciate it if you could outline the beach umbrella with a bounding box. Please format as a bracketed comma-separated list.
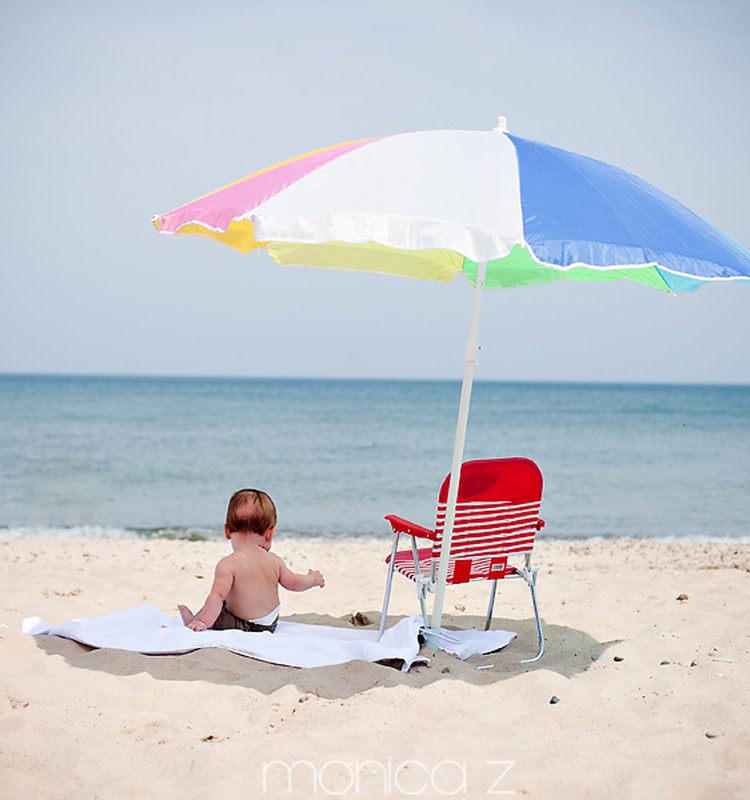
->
[152, 117, 750, 645]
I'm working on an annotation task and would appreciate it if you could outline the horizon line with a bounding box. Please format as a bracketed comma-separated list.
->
[1, 370, 748, 389]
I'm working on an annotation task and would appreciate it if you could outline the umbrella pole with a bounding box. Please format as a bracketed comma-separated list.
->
[427, 260, 487, 646]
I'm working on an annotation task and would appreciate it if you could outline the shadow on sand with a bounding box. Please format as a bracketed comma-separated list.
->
[34, 612, 619, 700]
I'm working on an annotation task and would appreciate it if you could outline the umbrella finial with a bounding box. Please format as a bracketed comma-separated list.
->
[494, 116, 508, 132]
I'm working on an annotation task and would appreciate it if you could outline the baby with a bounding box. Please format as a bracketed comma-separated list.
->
[178, 488, 324, 633]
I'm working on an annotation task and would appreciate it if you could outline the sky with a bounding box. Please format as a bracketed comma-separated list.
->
[1, 0, 749, 385]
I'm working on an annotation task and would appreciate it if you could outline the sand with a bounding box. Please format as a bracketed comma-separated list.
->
[1, 536, 749, 799]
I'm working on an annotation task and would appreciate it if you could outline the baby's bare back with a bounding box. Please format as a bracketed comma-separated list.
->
[223, 547, 282, 621]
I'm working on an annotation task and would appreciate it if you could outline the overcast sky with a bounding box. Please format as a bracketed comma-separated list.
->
[1, 1, 748, 384]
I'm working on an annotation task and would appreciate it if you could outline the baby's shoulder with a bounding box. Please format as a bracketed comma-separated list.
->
[219, 550, 245, 567]
[263, 549, 284, 570]
[214, 551, 241, 577]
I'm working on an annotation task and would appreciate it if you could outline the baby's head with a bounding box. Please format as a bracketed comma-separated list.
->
[225, 488, 277, 538]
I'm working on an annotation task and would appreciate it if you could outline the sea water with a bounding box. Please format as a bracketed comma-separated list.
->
[0, 374, 748, 541]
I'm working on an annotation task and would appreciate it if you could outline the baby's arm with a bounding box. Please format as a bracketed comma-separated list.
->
[278, 558, 325, 592]
[187, 559, 234, 631]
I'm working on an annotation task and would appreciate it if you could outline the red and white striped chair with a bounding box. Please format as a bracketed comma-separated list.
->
[379, 458, 546, 661]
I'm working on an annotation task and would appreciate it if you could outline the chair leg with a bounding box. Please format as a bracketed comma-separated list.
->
[410, 537, 430, 629]
[484, 580, 498, 630]
[520, 568, 544, 664]
[417, 582, 429, 629]
[378, 534, 400, 639]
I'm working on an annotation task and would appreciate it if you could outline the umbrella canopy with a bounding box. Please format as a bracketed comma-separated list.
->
[153, 118, 750, 293]
[152, 119, 750, 645]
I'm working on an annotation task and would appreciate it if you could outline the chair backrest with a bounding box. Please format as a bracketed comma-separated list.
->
[432, 458, 544, 584]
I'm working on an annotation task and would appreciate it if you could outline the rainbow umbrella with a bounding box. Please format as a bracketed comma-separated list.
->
[152, 118, 750, 644]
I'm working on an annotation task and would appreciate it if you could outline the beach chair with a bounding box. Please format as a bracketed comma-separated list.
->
[378, 457, 546, 662]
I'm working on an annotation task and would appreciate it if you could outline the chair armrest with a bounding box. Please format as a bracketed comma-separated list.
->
[384, 514, 438, 541]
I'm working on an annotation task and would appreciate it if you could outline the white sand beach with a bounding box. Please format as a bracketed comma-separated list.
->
[2, 536, 749, 799]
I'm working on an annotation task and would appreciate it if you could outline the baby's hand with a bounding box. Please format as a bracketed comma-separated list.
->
[308, 569, 325, 588]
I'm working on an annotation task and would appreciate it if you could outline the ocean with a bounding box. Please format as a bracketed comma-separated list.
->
[0, 374, 748, 541]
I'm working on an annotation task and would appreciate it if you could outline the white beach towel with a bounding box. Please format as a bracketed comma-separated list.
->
[24, 606, 515, 672]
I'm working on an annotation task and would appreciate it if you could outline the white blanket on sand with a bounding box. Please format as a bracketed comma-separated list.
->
[24, 606, 516, 672]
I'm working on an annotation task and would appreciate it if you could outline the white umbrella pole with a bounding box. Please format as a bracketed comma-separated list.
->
[429, 260, 487, 641]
